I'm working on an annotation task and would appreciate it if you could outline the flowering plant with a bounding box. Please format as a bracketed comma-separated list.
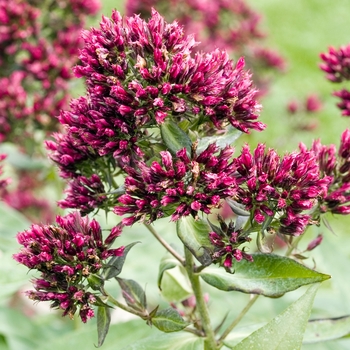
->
[6, 3, 350, 350]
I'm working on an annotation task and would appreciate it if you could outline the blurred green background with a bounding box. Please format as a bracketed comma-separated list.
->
[2, 0, 350, 349]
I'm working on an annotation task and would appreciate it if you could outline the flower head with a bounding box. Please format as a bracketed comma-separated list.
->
[234, 144, 331, 235]
[209, 215, 252, 271]
[58, 174, 107, 215]
[114, 144, 237, 225]
[13, 212, 124, 322]
[320, 44, 350, 82]
[72, 9, 262, 136]
[302, 129, 350, 215]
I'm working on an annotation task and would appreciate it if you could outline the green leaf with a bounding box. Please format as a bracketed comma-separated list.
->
[303, 315, 350, 343]
[151, 308, 189, 333]
[160, 120, 192, 157]
[232, 284, 320, 350]
[121, 331, 204, 350]
[160, 266, 193, 302]
[197, 126, 242, 153]
[104, 242, 139, 280]
[97, 306, 111, 347]
[177, 216, 213, 266]
[157, 255, 178, 289]
[200, 253, 330, 297]
[117, 278, 147, 311]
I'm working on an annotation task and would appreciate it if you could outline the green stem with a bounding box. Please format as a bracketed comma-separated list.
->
[285, 235, 303, 257]
[217, 294, 259, 346]
[144, 223, 186, 265]
[184, 248, 218, 350]
[104, 292, 148, 319]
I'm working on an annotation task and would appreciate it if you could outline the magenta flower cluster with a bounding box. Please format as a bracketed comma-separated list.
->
[234, 144, 331, 235]
[320, 44, 350, 116]
[125, 0, 285, 95]
[58, 174, 107, 215]
[301, 129, 350, 215]
[114, 144, 237, 225]
[47, 9, 262, 215]
[13, 212, 124, 322]
[73, 9, 262, 133]
[320, 44, 350, 82]
[209, 216, 252, 269]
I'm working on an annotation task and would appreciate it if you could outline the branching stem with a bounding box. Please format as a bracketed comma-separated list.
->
[144, 223, 185, 265]
[105, 292, 148, 319]
[184, 247, 218, 350]
[218, 294, 259, 346]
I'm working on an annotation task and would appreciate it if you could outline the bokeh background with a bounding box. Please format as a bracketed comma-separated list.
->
[1, 0, 350, 349]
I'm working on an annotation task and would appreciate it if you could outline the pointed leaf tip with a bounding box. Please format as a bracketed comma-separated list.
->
[232, 284, 320, 350]
[200, 253, 330, 297]
[96, 306, 111, 347]
[151, 308, 189, 333]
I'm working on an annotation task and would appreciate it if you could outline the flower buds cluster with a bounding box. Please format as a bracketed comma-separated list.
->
[234, 144, 331, 235]
[48, 9, 262, 217]
[125, 0, 285, 95]
[320, 44, 350, 116]
[301, 129, 350, 215]
[209, 215, 252, 270]
[13, 212, 124, 322]
[114, 144, 237, 225]
[320, 44, 350, 83]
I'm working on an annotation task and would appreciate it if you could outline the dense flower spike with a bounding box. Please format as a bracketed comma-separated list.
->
[114, 144, 237, 225]
[58, 174, 107, 215]
[209, 216, 252, 270]
[234, 144, 331, 235]
[73, 9, 263, 134]
[13, 212, 124, 322]
[48, 9, 263, 214]
[301, 129, 350, 215]
[320, 44, 350, 83]
[125, 0, 285, 94]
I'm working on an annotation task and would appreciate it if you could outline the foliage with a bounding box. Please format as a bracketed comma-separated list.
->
[1, 0, 350, 349]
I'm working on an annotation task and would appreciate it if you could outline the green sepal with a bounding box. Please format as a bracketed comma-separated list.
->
[87, 274, 104, 291]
